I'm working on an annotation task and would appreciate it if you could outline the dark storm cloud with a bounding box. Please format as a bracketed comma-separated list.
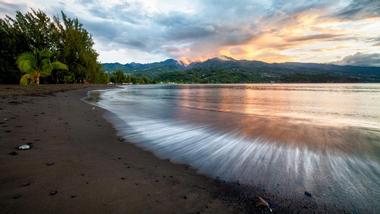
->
[336, 52, 380, 67]
[156, 13, 216, 41]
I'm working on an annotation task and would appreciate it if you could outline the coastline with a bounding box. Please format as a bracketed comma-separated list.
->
[0, 85, 344, 213]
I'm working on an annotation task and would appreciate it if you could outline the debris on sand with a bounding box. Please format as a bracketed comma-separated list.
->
[304, 191, 312, 197]
[21, 182, 31, 187]
[49, 190, 58, 196]
[46, 162, 55, 166]
[9, 151, 18, 156]
[256, 196, 272, 212]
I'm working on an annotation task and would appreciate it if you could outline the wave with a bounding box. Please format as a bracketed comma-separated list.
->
[89, 86, 380, 213]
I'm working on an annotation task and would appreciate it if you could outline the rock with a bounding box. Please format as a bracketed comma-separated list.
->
[21, 182, 31, 187]
[12, 194, 22, 199]
[304, 191, 312, 197]
[17, 144, 31, 150]
[49, 190, 58, 196]
[46, 162, 55, 166]
[9, 151, 18, 156]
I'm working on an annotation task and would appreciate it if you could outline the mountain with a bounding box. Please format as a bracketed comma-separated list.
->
[102, 57, 380, 83]
[103, 59, 185, 77]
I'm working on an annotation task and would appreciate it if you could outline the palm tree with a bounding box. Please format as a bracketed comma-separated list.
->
[16, 49, 68, 85]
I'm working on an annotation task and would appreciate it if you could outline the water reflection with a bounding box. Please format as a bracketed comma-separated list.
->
[94, 84, 380, 212]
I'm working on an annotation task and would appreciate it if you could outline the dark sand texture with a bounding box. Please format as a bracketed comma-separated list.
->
[0, 86, 247, 214]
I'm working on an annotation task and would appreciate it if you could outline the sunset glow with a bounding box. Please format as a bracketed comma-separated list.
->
[1, 0, 380, 65]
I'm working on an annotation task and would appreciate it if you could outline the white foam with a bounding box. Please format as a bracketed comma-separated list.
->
[91, 87, 380, 212]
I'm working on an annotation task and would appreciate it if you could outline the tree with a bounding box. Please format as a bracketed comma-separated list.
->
[1, 9, 109, 84]
[110, 70, 127, 83]
[16, 49, 68, 85]
[53, 12, 102, 83]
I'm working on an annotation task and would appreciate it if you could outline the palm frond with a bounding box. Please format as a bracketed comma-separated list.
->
[40, 58, 53, 77]
[16, 52, 36, 74]
[51, 61, 68, 70]
[38, 49, 51, 59]
[19, 74, 32, 86]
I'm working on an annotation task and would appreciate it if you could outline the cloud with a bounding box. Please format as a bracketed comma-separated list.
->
[366, 37, 380, 46]
[0, 2, 27, 17]
[334, 0, 380, 20]
[335, 52, 380, 67]
[286, 34, 343, 42]
[1, 0, 380, 65]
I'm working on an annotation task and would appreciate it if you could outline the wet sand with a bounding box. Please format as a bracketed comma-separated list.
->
[0, 85, 342, 213]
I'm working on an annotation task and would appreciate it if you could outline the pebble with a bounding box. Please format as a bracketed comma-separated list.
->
[12, 194, 22, 199]
[49, 190, 58, 196]
[46, 162, 55, 166]
[304, 191, 312, 197]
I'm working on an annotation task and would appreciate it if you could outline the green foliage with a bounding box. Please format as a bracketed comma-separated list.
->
[16, 49, 68, 85]
[109, 69, 154, 84]
[109, 70, 127, 83]
[20, 74, 32, 86]
[0, 9, 108, 84]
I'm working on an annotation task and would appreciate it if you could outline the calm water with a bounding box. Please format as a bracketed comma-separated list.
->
[93, 84, 380, 212]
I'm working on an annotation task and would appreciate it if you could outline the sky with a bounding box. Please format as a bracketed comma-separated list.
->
[1, 0, 380, 66]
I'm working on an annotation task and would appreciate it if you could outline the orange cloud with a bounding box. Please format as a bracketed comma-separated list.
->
[179, 8, 380, 64]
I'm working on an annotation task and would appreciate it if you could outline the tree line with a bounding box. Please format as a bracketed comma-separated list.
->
[0, 9, 108, 84]
[109, 70, 154, 84]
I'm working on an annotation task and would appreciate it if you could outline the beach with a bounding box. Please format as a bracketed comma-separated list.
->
[0, 85, 246, 214]
[0, 85, 351, 213]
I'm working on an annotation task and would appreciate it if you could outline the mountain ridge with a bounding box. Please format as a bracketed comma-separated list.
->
[102, 57, 380, 83]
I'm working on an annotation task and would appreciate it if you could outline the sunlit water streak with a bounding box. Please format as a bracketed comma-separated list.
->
[91, 84, 380, 212]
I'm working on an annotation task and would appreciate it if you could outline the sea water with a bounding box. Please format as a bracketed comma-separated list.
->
[92, 84, 380, 212]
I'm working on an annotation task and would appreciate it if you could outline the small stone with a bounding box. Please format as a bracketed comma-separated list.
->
[12, 194, 22, 199]
[46, 162, 55, 166]
[21, 182, 31, 187]
[49, 190, 58, 196]
[18, 144, 31, 150]
[9, 151, 18, 156]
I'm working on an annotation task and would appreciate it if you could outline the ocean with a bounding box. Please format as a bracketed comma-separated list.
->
[92, 84, 380, 212]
